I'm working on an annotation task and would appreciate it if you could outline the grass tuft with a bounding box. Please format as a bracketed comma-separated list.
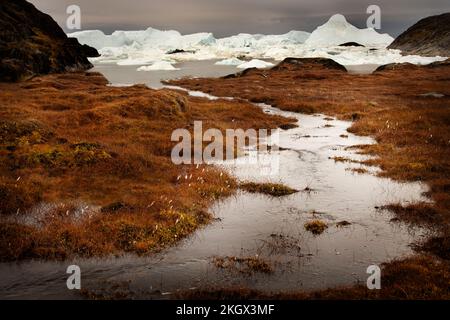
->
[0, 72, 293, 261]
[240, 182, 298, 197]
[213, 256, 274, 275]
[304, 220, 328, 235]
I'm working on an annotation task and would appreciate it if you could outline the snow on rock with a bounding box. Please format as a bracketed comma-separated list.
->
[237, 59, 274, 69]
[215, 58, 244, 65]
[137, 61, 179, 71]
[305, 14, 394, 47]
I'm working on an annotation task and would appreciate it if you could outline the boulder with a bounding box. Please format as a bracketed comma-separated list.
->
[0, 0, 99, 81]
[388, 13, 450, 57]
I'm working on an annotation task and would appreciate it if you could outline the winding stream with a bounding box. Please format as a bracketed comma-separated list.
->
[0, 66, 430, 299]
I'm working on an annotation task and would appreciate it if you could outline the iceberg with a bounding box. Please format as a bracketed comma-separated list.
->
[117, 58, 155, 66]
[216, 30, 310, 49]
[137, 61, 180, 71]
[215, 58, 244, 65]
[69, 14, 445, 68]
[305, 14, 394, 47]
[69, 28, 215, 51]
[69, 28, 311, 66]
[237, 59, 274, 69]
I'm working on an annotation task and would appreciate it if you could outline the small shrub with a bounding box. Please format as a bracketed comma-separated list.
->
[304, 220, 328, 235]
[240, 182, 297, 197]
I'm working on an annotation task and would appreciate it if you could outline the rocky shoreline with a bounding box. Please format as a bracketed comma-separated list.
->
[0, 0, 98, 81]
[389, 12, 450, 57]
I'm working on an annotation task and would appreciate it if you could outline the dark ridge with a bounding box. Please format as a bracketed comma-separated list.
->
[375, 63, 419, 72]
[388, 13, 450, 57]
[428, 58, 450, 67]
[339, 42, 365, 47]
[0, 0, 99, 82]
[223, 67, 258, 79]
[272, 57, 347, 72]
[222, 58, 347, 79]
[375, 58, 450, 72]
[167, 49, 196, 54]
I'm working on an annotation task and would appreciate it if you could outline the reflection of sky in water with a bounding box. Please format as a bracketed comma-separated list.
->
[0, 96, 430, 299]
[94, 60, 242, 89]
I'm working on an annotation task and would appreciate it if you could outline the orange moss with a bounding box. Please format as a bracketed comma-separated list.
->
[169, 59, 450, 248]
[168, 59, 450, 299]
[0, 72, 294, 261]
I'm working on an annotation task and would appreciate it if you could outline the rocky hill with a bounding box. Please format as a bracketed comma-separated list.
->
[388, 13, 450, 57]
[0, 0, 99, 81]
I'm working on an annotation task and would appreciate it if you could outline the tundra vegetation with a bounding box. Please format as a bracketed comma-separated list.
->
[0, 72, 295, 261]
[239, 182, 298, 197]
[213, 256, 275, 275]
[169, 57, 450, 299]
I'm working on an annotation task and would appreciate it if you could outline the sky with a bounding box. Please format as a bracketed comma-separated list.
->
[29, 0, 450, 37]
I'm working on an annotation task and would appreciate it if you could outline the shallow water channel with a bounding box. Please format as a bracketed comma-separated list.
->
[0, 67, 430, 299]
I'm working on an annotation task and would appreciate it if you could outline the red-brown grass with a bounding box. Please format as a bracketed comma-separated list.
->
[0, 72, 295, 261]
[169, 59, 450, 236]
[178, 256, 450, 300]
[168, 58, 450, 299]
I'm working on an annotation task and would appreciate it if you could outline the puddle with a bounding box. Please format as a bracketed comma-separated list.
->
[345, 64, 381, 74]
[0, 98, 430, 299]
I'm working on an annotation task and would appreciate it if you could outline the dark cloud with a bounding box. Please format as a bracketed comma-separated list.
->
[29, 0, 450, 37]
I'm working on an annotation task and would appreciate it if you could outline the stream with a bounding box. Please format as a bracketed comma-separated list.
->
[0, 66, 430, 299]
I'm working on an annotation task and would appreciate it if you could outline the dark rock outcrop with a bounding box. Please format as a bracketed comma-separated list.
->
[339, 42, 365, 47]
[0, 0, 99, 81]
[388, 13, 450, 57]
[375, 63, 418, 72]
[167, 49, 196, 54]
[223, 68, 258, 79]
[427, 58, 450, 67]
[273, 58, 347, 72]
[222, 58, 347, 79]
[375, 58, 450, 72]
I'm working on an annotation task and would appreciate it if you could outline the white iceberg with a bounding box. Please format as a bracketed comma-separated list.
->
[117, 58, 156, 66]
[69, 28, 215, 50]
[216, 30, 310, 49]
[69, 13, 445, 68]
[137, 61, 180, 71]
[237, 59, 274, 69]
[215, 58, 244, 65]
[305, 14, 394, 47]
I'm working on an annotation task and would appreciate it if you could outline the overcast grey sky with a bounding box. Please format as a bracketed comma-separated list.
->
[29, 0, 449, 37]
